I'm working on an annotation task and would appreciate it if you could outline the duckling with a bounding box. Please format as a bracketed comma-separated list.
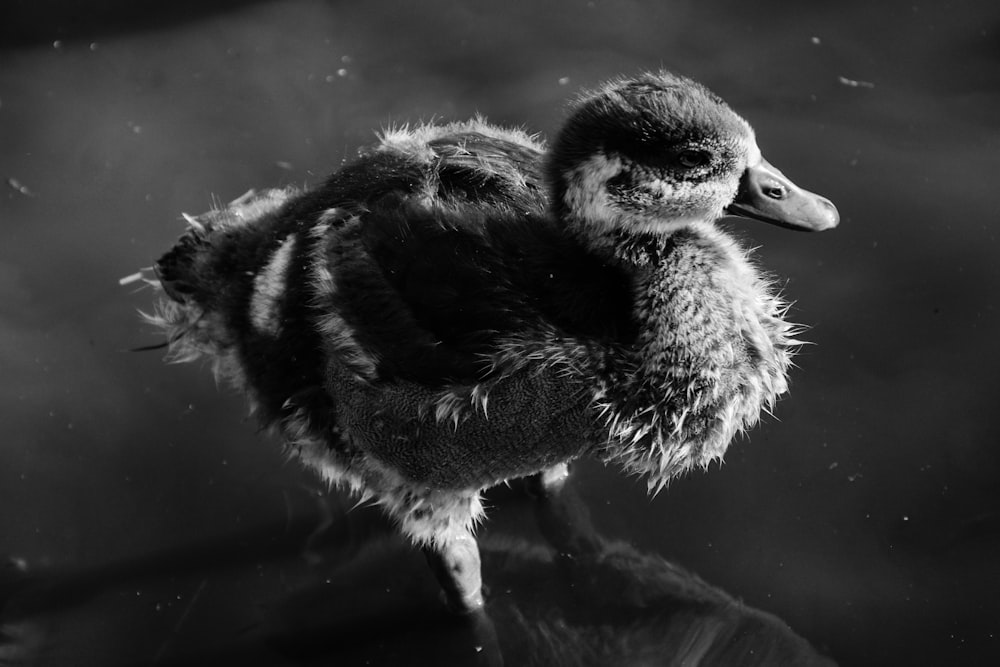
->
[146, 71, 837, 613]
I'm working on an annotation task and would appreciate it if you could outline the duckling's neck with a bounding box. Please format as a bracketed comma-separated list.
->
[560, 215, 711, 265]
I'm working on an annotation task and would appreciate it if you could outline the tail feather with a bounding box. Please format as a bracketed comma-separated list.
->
[154, 226, 211, 303]
[153, 187, 298, 308]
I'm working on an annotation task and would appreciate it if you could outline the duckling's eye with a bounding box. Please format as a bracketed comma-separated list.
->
[677, 150, 709, 168]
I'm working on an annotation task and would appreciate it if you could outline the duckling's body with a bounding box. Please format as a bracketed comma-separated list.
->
[149, 72, 837, 611]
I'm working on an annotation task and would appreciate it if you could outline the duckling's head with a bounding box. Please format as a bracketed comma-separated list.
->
[548, 71, 838, 242]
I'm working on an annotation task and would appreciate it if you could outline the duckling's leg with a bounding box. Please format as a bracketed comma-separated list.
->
[394, 490, 486, 613]
[534, 462, 572, 494]
[422, 535, 504, 667]
[529, 462, 603, 558]
[421, 531, 484, 612]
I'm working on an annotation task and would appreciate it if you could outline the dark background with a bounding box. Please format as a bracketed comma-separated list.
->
[1, 0, 998, 664]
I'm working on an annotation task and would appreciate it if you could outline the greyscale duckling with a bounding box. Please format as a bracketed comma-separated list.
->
[145, 71, 838, 613]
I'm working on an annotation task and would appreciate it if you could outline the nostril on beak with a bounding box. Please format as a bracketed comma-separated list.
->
[764, 185, 786, 200]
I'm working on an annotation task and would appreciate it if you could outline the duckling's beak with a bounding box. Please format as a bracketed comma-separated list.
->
[725, 157, 839, 231]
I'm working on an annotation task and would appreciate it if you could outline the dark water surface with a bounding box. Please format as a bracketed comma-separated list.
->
[2, 0, 999, 665]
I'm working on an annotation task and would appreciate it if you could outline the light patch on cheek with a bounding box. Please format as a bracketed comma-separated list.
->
[638, 177, 730, 223]
[651, 178, 693, 209]
[563, 154, 623, 229]
[250, 234, 297, 336]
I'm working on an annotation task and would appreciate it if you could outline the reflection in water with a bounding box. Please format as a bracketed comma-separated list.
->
[1, 477, 833, 666]
[489, 479, 836, 667]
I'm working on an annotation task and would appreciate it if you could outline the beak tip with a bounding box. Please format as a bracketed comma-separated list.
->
[814, 198, 840, 231]
[814, 200, 840, 232]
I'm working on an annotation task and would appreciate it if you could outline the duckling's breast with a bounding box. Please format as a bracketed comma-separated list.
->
[594, 227, 798, 490]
